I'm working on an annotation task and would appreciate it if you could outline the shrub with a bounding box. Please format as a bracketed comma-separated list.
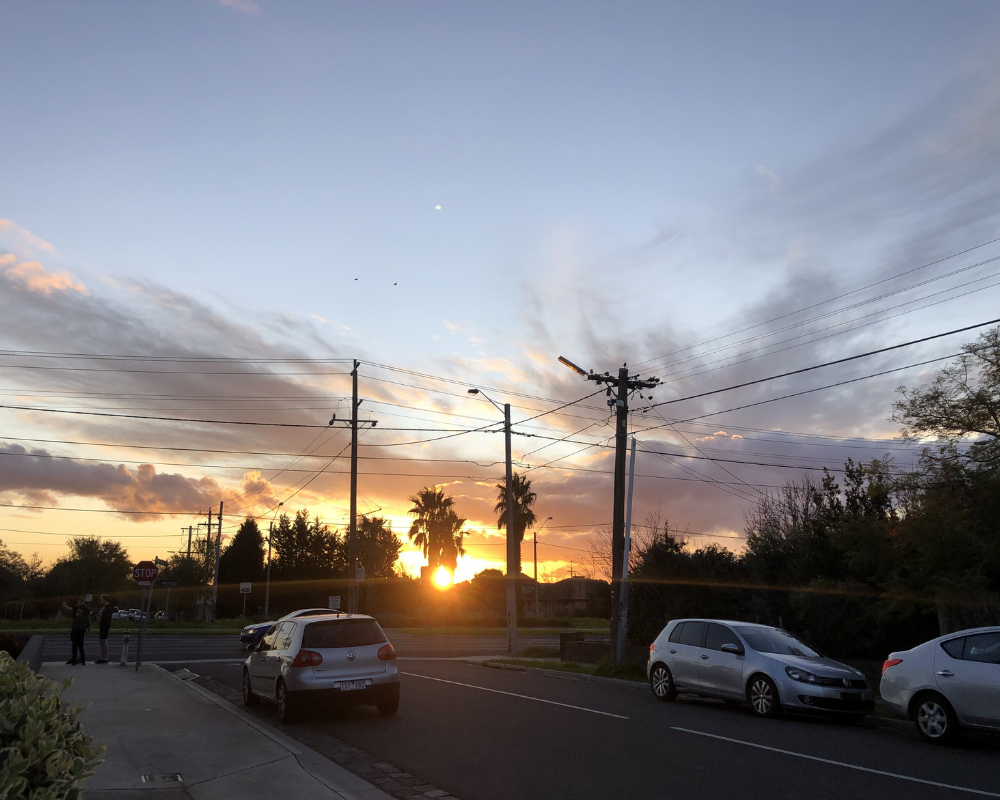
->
[0, 631, 23, 658]
[0, 652, 105, 799]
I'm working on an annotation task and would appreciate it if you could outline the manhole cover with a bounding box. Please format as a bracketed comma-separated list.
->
[140, 774, 183, 783]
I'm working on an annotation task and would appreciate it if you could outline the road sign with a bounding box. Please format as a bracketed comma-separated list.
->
[133, 561, 159, 586]
[239, 582, 252, 594]
[328, 595, 341, 610]
[160, 580, 179, 588]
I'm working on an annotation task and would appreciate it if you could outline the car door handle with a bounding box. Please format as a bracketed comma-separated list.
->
[669, 649, 677, 654]
[936, 670, 954, 678]
[700, 654, 710, 660]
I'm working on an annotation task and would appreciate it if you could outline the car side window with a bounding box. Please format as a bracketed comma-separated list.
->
[940, 638, 964, 659]
[259, 624, 279, 651]
[963, 632, 1000, 664]
[678, 621, 707, 647]
[274, 622, 295, 651]
[705, 623, 742, 652]
[668, 623, 685, 644]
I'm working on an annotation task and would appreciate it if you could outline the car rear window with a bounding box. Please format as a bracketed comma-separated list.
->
[302, 619, 388, 649]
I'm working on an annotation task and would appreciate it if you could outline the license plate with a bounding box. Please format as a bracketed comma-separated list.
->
[339, 680, 367, 692]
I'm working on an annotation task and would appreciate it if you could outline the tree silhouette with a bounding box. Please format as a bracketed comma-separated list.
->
[494, 472, 537, 576]
[407, 487, 466, 571]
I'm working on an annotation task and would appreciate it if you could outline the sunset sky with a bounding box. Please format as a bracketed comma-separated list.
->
[2, 1, 999, 584]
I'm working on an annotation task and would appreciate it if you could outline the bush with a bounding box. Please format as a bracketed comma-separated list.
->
[0, 652, 105, 799]
[0, 631, 23, 658]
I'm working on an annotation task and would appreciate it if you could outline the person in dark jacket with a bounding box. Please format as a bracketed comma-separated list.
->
[63, 599, 91, 665]
[97, 594, 114, 664]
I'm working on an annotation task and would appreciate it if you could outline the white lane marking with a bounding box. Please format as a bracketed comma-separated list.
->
[671, 727, 1000, 798]
[401, 672, 629, 720]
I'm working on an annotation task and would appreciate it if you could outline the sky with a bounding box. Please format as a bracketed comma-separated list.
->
[1, 0, 999, 584]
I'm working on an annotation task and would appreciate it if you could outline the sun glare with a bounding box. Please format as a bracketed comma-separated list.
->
[432, 566, 453, 589]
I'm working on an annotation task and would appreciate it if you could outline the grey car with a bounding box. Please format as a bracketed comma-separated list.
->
[880, 626, 1000, 743]
[243, 612, 399, 723]
[647, 619, 874, 718]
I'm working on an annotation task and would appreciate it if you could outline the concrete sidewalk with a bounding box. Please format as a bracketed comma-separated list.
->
[41, 662, 393, 800]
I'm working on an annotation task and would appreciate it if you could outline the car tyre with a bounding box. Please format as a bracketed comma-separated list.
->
[276, 680, 297, 724]
[377, 685, 400, 715]
[747, 674, 782, 718]
[913, 693, 959, 744]
[650, 663, 677, 702]
[242, 669, 259, 707]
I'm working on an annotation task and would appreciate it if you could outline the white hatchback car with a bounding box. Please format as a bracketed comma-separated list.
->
[880, 626, 1000, 743]
[243, 612, 399, 723]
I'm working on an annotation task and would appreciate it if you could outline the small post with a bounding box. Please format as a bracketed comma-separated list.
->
[119, 629, 131, 666]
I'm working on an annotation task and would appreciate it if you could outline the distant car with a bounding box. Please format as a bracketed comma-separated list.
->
[111, 607, 124, 620]
[880, 626, 1000, 743]
[242, 612, 398, 723]
[154, 611, 165, 621]
[128, 608, 142, 620]
[647, 619, 874, 719]
[239, 608, 341, 651]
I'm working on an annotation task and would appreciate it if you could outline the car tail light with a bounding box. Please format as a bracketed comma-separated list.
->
[291, 650, 323, 668]
[882, 658, 902, 675]
[649, 643, 655, 653]
[378, 643, 396, 661]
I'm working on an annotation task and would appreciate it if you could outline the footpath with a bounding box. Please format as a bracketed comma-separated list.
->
[40, 662, 394, 800]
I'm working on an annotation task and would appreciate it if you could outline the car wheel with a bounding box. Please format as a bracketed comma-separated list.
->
[276, 680, 297, 724]
[913, 693, 959, 744]
[377, 685, 400, 715]
[747, 675, 781, 718]
[650, 663, 677, 701]
[242, 669, 259, 707]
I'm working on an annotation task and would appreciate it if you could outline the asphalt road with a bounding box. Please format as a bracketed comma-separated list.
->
[40, 631, 552, 663]
[42, 633, 1000, 799]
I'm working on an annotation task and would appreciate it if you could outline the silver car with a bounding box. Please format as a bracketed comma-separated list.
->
[647, 619, 874, 718]
[880, 626, 1000, 743]
[242, 613, 400, 723]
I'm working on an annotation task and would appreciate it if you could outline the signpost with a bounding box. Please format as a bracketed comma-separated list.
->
[328, 595, 341, 610]
[240, 582, 251, 617]
[133, 561, 159, 670]
[160, 580, 178, 622]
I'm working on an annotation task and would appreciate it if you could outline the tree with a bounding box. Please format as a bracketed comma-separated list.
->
[494, 472, 536, 576]
[407, 487, 466, 572]
[470, 568, 506, 614]
[357, 516, 403, 579]
[269, 510, 345, 581]
[219, 517, 265, 583]
[44, 537, 132, 598]
[893, 326, 1000, 469]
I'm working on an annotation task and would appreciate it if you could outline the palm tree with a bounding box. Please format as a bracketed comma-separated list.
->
[494, 472, 537, 576]
[407, 487, 467, 571]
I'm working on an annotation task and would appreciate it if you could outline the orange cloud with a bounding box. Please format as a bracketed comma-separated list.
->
[4, 260, 88, 296]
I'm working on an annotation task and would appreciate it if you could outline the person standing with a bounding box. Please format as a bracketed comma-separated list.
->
[96, 594, 113, 664]
[63, 599, 90, 665]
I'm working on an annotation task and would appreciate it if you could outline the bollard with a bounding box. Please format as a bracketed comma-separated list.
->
[119, 629, 131, 666]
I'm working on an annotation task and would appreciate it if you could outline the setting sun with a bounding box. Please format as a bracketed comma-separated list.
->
[432, 566, 453, 589]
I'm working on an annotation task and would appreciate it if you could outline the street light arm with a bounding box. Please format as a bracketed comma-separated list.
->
[468, 387, 505, 414]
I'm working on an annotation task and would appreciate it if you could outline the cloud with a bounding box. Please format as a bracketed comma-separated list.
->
[210, 0, 261, 15]
[756, 165, 782, 193]
[3, 260, 88, 295]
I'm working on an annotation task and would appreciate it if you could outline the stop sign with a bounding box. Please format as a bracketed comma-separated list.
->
[133, 561, 159, 585]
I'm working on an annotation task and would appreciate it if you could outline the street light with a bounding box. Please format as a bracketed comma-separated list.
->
[534, 516, 553, 618]
[468, 387, 518, 656]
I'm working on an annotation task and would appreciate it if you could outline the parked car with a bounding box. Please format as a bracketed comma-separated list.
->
[111, 607, 124, 620]
[127, 608, 142, 621]
[242, 613, 399, 723]
[239, 608, 342, 651]
[154, 611, 165, 621]
[647, 619, 874, 719]
[880, 626, 1000, 743]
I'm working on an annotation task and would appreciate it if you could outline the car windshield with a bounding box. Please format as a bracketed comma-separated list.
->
[735, 627, 821, 658]
[301, 619, 387, 649]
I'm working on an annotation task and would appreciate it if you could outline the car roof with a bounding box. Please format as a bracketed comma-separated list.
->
[295, 613, 376, 624]
[671, 618, 770, 629]
[935, 625, 1000, 641]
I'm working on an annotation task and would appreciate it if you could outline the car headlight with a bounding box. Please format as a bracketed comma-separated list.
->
[785, 666, 818, 684]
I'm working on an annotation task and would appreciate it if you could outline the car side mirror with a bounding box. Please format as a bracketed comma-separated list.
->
[721, 643, 743, 655]
[256, 640, 269, 653]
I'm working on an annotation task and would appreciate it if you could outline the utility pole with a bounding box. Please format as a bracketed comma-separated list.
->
[617, 436, 637, 663]
[504, 402, 517, 656]
[186, 526, 193, 561]
[349, 359, 359, 615]
[202, 510, 212, 582]
[264, 521, 273, 617]
[211, 501, 223, 623]
[559, 356, 658, 664]
[533, 516, 552, 619]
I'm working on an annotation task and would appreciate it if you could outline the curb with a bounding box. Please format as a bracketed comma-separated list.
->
[160, 665, 393, 799]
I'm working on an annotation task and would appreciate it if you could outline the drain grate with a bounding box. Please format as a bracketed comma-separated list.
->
[140, 774, 183, 783]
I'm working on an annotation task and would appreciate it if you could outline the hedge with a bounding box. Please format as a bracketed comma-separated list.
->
[0, 652, 105, 800]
